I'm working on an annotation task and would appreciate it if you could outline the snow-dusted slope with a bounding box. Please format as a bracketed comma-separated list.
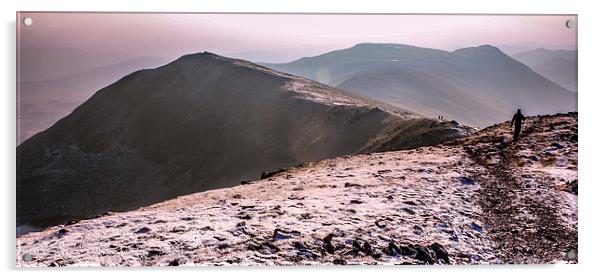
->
[16, 113, 577, 266]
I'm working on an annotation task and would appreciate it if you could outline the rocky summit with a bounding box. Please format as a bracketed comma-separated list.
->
[16, 113, 577, 266]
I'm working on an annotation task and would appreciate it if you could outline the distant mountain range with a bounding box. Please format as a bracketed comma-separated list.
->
[264, 43, 576, 128]
[18, 57, 169, 143]
[17, 52, 470, 228]
[512, 48, 577, 92]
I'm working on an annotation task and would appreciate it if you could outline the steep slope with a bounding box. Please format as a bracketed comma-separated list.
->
[16, 113, 577, 266]
[18, 57, 169, 143]
[265, 43, 576, 128]
[513, 48, 577, 91]
[17, 52, 470, 230]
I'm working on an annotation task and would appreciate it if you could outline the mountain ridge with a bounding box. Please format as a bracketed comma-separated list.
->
[17, 52, 470, 230]
[264, 43, 576, 128]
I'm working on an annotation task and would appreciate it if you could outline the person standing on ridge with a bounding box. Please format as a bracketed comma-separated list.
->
[510, 109, 526, 142]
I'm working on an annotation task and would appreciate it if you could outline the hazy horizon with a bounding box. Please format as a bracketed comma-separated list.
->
[18, 13, 576, 69]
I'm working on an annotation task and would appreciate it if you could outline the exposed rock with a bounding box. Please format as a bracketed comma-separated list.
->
[333, 258, 347, 265]
[134, 227, 151, 234]
[272, 229, 300, 241]
[414, 247, 434, 264]
[429, 243, 450, 264]
[323, 233, 335, 254]
[261, 168, 287, 179]
[147, 249, 164, 257]
[65, 219, 80, 226]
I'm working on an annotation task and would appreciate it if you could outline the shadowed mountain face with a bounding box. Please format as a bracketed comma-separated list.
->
[17, 53, 470, 228]
[513, 48, 577, 92]
[264, 43, 576, 128]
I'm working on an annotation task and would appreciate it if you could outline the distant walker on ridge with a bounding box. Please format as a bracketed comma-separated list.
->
[510, 109, 526, 142]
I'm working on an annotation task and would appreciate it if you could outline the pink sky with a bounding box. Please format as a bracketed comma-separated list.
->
[18, 13, 577, 64]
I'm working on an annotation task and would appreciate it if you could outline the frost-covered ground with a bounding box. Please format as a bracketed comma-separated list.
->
[16, 113, 577, 266]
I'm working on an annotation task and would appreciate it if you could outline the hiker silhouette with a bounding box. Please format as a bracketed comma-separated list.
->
[510, 109, 525, 142]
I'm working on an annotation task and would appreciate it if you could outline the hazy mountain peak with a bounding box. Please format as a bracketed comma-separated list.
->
[453, 44, 507, 57]
[174, 51, 235, 64]
[352, 42, 416, 49]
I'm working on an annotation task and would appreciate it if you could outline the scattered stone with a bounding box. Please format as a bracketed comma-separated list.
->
[362, 241, 373, 255]
[544, 235, 557, 242]
[134, 227, 151, 234]
[413, 225, 424, 235]
[65, 219, 79, 226]
[559, 180, 578, 195]
[240, 180, 253, 185]
[49, 259, 66, 267]
[273, 229, 301, 241]
[429, 243, 450, 264]
[468, 222, 483, 234]
[261, 168, 287, 179]
[21, 253, 33, 262]
[333, 258, 347, 265]
[217, 243, 230, 250]
[247, 241, 280, 254]
[350, 199, 363, 204]
[352, 240, 362, 251]
[293, 241, 307, 250]
[147, 249, 164, 257]
[551, 142, 564, 149]
[458, 177, 476, 185]
[386, 242, 401, 256]
[288, 195, 305, 200]
[414, 247, 434, 264]
[323, 233, 335, 254]
[375, 220, 387, 228]
[402, 208, 416, 215]
[402, 200, 418, 206]
[398, 245, 417, 256]
[236, 212, 252, 220]
[300, 213, 312, 219]
[56, 228, 69, 237]
[168, 259, 180, 266]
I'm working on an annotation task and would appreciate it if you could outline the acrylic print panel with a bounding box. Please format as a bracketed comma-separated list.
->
[16, 13, 577, 266]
